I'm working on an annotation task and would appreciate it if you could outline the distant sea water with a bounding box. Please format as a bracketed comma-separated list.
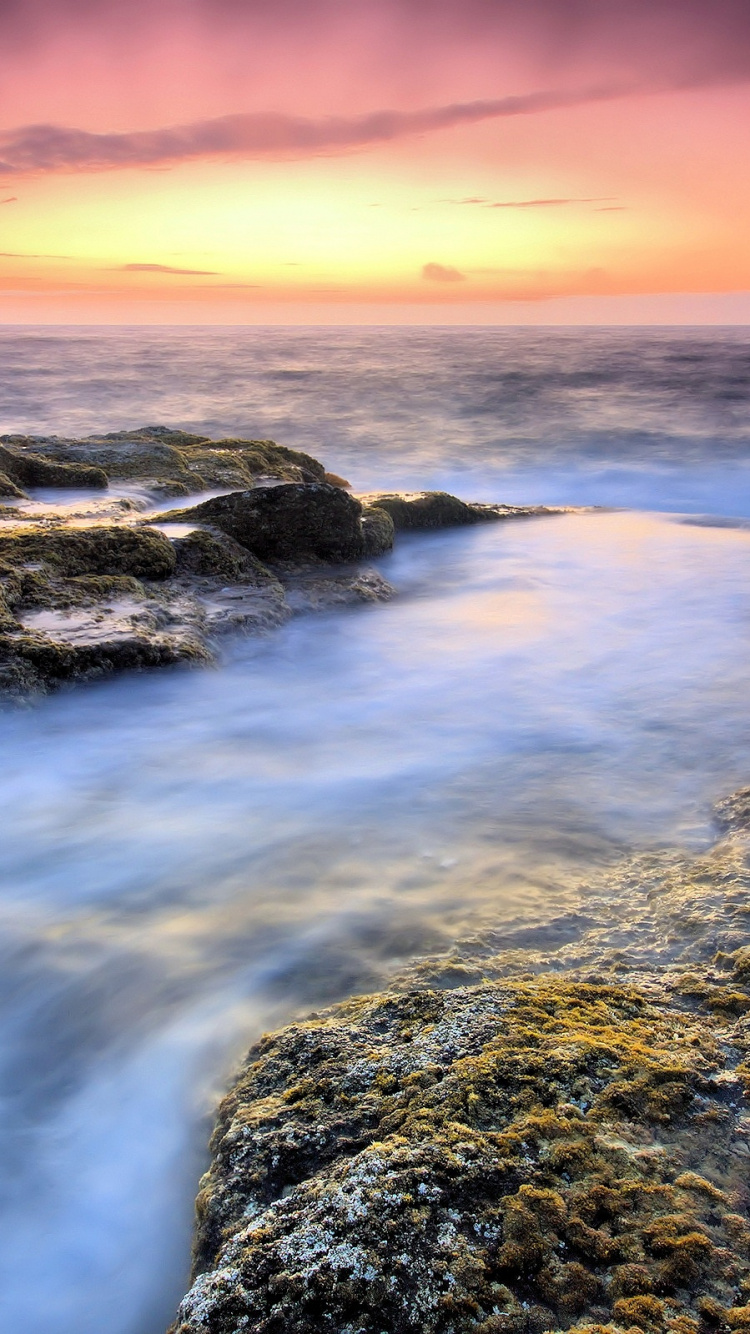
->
[0, 325, 750, 1334]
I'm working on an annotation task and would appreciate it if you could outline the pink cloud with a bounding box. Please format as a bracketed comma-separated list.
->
[423, 263, 466, 282]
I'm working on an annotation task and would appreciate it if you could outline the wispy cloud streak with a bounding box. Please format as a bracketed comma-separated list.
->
[0, 83, 632, 174]
[451, 195, 614, 208]
[120, 262, 219, 274]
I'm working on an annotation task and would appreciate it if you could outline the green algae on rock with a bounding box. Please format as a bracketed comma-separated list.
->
[0, 442, 107, 492]
[171, 529, 281, 587]
[0, 426, 571, 700]
[0, 524, 176, 579]
[170, 803, 750, 1334]
[0, 427, 327, 494]
[170, 971, 750, 1334]
[361, 505, 396, 558]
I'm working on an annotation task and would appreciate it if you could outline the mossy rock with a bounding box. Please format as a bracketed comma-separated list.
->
[5, 429, 329, 491]
[0, 525, 176, 579]
[184, 440, 326, 489]
[0, 443, 107, 490]
[360, 491, 500, 531]
[361, 505, 396, 557]
[171, 529, 280, 586]
[171, 977, 750, 1334]
[0, 470, 27, 499]
[0, 627, 210, 686]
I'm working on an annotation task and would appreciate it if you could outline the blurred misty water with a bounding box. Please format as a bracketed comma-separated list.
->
[0, 327, 750, 1332]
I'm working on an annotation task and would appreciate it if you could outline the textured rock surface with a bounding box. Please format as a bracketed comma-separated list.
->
[171, 529, 280, 586]
[1, 427, 326, 494]
[170, 805, 750, 1334]
[361, 505, 396, 557]
[0, 442, 107, 491]
[0, 427, 567, 699]
[0, 524, 176, 579]
[359, 492, 559, 532]
[168, 484, 368, 564]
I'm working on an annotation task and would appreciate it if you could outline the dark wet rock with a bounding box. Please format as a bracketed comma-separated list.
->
[0, 625, 209, 692]
[361, 491, 559, 531]
[0, 470, 27, 500]
[0, 443, 107, 491]
[0, 429, 570, 699]
[171, 965, 750, 1334]
[171, 528, 279, 586]
[0, 524, 176, 579]
[361, 504, 396, 557]
[167, 483, 367, 564]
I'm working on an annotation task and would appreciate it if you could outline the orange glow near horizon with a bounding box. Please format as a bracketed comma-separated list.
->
[1, 2, 749, 323]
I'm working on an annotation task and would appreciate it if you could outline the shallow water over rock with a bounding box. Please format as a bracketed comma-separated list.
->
[1, 328, 750, 1333]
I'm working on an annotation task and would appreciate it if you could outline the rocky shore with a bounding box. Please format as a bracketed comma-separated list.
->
[170, 791, 750, 1334]
[0, 426, 562, 700]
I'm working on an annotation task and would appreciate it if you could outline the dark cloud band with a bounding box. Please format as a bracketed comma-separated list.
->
[0, 84, 631, 174]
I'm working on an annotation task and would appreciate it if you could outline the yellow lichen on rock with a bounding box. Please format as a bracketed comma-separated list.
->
[170, 968, 750, 1334]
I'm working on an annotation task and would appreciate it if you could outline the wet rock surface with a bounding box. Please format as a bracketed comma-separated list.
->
[0, 427, 568, 699]
[360, 492, 560, 532]
[167, 483, 368, 564]
[171, 800, 750, 1334]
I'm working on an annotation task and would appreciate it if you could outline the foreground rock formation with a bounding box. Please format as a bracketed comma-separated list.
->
[171, 797, 750, 1334]
[0, 426, 564, 700]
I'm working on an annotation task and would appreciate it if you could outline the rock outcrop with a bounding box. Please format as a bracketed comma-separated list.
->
[171, 801, 750, 1334]
[360, 492, 558, 532]
[0, 442, 107, 493]
[166, 483, 370, 564]
[0, 427, 570, 699]
[0, 524, 176, 579]
[1, 427, 327, 496]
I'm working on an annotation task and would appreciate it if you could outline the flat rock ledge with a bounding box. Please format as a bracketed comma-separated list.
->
[171, 797, 750, 1334]
[0, 428, 568, 699]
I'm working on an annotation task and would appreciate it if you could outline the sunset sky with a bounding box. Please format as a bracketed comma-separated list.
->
[1, 0, 750, 323]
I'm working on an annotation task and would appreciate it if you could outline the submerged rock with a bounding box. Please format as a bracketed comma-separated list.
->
[0, 625, 209, 694]
[167, 483, 368, 564]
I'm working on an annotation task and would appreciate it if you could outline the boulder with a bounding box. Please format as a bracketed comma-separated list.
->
[171, 528, 280, 587]
[0, 525, 176, 579]
[0, 470, 27, 500]
[166, 483, 367, 564]
[0, 443, 107, 490]
[361, 505, 396, 557]
[359, 490, 502, 531]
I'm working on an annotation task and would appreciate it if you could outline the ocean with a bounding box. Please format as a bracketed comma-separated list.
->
[0, 324, 749, 1333]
